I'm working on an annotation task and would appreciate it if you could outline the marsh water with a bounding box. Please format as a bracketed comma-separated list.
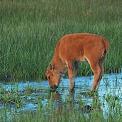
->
[0, 73, 122, 120]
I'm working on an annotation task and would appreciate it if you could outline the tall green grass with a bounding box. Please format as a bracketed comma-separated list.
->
[0, 0, 121, 81]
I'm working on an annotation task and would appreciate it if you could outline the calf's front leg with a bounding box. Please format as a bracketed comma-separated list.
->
[67, 62, 75, 92]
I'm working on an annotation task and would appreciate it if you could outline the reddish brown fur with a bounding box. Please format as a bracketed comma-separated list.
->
[46, 33, 109, 91]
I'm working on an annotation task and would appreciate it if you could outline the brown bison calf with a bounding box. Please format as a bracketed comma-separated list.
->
[46, 33, 109, 92]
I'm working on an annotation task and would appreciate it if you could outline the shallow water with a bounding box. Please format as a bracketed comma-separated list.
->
[0, 73, 122, 119]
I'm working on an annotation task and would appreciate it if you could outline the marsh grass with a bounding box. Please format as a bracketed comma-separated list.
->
[0, 77, 122, 122]
[0, 91, 121, 122]
[0, 0, 122, 81]
[0, 83, 49, 108]
[0, 85, 22, 108]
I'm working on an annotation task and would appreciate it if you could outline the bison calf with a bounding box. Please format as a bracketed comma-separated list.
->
[46, 33, 109, 92]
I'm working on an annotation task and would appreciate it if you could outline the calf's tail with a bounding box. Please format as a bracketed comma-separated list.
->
[104, 39, 109, 52]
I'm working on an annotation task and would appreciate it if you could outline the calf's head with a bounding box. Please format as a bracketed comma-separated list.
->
[45, 64, 61, 91]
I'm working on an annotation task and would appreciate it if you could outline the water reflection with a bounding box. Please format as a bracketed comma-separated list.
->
[48, 89, 102, 115]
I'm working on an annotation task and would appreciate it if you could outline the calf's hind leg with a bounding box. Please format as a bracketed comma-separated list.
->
[89, 59, 103, 91]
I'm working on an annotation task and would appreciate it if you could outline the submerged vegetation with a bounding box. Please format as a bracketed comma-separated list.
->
[0, 84, 122, 122]
[0, 73, 122, 122]
[0, 0, 121, 81]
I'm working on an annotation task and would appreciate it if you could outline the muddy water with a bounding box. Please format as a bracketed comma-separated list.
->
[0, 73, 122, 118]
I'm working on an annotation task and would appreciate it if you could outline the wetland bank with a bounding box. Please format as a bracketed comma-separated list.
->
[0, 0, 122, 122]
